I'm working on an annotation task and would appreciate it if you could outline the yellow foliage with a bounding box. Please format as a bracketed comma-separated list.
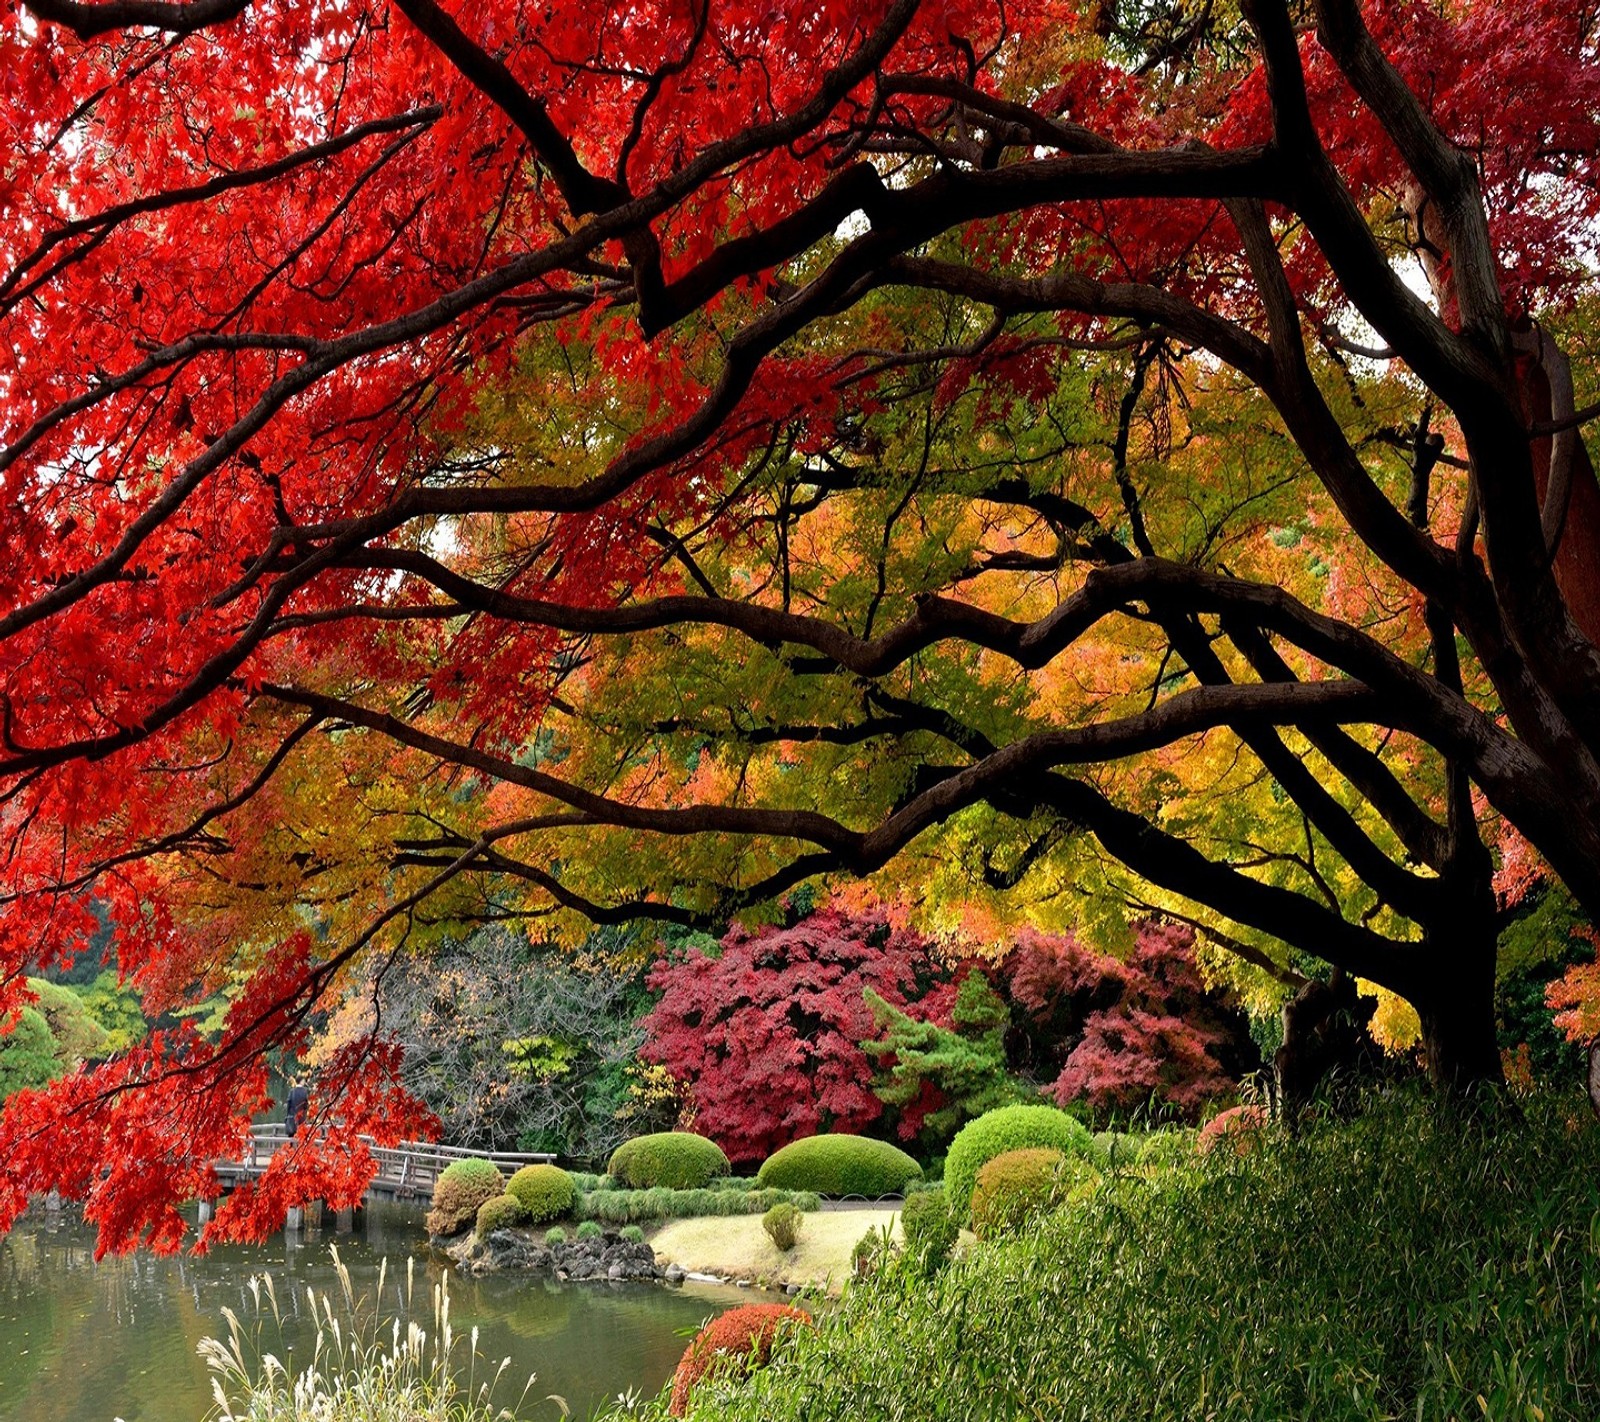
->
[1362, 982, 1422, 1054]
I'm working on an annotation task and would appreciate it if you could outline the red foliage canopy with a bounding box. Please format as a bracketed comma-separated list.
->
[1006, 922, 1242, 1119]
[641, 910, 954, 1165]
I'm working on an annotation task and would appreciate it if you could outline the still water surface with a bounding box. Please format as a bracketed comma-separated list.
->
[0, 1204, 753, 1422]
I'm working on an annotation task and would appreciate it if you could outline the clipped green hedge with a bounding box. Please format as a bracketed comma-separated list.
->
[576, 1184, 819, 1225]
[608, 1131, 731, 1189]
[757, 1135, 922, 1197]
[474, 1193, 525, 1238]
[426, 1158, 505, 1237]
[507, 1163, 577, 1223]
[944, 1105, 1091, 1217]
[968, 1148, 1065, 1239]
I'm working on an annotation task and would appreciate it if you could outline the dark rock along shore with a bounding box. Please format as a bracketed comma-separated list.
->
[443, 1227, 664, 1282]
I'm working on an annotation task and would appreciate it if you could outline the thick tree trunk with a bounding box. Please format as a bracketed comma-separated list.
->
[1273, 968, 1376, 1116]
[1414, 916, 1504, 1092]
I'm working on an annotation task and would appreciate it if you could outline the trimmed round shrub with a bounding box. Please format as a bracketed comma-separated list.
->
[969, 1148, 1066, 1239]
[619, 1224, 645, 1244]
[507, 1163, 577, 1223]
[763, 1201, 802, 1252]
[575, 1219, 603, 1240]
[426, 1158, 505, 1237]
[900, 1187, 959, 1274]
[945, 1104, 1091, 1217]
[474, 1193, 525, 1238]
[1198, 1104, 1269, 1157]
[756, 1135, 922, 1197]
[609, 1131, 731, 1190]
[669, 1305, 812, 1417]
[543, 1226, 567, 1245]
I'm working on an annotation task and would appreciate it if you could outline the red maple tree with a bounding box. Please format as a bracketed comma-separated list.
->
[1008, 923, 1243, 1120]
[640, 909, 955, 1164]
[0, 0, 1596, 1250]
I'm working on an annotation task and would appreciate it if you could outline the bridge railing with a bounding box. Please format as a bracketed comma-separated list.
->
[231, 1125, 556, 1189]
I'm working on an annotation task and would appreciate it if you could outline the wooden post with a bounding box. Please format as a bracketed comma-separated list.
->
[285, 1205, 304, 1232]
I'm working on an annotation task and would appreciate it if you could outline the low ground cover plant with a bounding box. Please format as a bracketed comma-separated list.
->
[506, 1163, 577, 1223]
[425, 1158, 505, 1237]
[763, 1202, 802, 1251]
[943, 1104, 1091, 1218]
[609, 1131, 731, 1189]
[756, 1135, 922, 1196]
[608, 1092, 1600, 1422]
[474, 1193, 524, 1238]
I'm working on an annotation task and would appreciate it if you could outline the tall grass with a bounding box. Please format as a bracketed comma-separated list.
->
[608, 1090, 1600, 1421]
[199, 1247, 542, 1422]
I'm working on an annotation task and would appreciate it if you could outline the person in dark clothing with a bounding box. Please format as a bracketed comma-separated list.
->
[284, 1081, 310, 1138]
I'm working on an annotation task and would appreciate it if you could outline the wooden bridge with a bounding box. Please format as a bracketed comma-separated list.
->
[213, 1124, 556, 1203]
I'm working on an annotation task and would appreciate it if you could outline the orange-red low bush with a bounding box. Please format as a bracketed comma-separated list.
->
[669, 1303, 811, 1416]
[1197, 1104, 1269, 1157]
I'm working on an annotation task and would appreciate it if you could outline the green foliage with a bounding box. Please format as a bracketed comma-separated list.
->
[608, 1131, 731, 1189]
[898, 1189, 959, 1276]
[757, 1136, 923, 1197]
[968, 1148, 1067, 1240]
[505, 1163, 576, 1224]
[1086, 1128, 1194, 1170]
[575, 1220, 603, 1241]
[763, 1202, 802, 1252]
[610, 1094, 1600, 1422]
[76, 971, 146, 1053]
[943, 1105, 1092, 1218]
[425, 1159, 505, 1238]
[26, 978, 109, 1063]
[360, 924, 667, 1162]
[543, 1227, 567, 1246]
[0, 1006, 63, 1098]
[1495, 884, 1592, 1074]
[474, 1194, 525, 1238]
[862, 976, 1023, 1146]
[850, 1223, 897, 1280]
[574, 1184, 819, 1225]
[619, 1225, 645, 1244]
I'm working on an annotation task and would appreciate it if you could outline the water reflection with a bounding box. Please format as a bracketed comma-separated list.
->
[0, 1204, 750, 1422]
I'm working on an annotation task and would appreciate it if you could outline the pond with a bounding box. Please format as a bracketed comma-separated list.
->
[0, 1203, 758, 1422]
